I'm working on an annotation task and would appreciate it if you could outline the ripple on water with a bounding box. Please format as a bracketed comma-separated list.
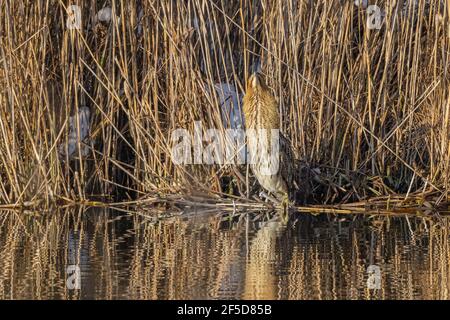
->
[0, 209, 449, 299]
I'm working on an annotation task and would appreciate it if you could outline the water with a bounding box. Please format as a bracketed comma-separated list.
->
[0, 208, 449, 300]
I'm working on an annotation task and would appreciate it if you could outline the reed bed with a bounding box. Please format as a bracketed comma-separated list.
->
[0, 0, 449, 208]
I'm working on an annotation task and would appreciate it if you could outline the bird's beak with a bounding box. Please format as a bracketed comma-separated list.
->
[248, 73, 260, 89]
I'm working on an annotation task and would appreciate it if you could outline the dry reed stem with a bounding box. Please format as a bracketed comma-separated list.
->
[0, 0, 449, 207]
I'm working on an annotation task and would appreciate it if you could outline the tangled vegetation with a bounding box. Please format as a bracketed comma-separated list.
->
[0, 0, 449, 208]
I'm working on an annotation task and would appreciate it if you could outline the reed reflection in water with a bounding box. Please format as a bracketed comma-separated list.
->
[0, 208, 449, 299]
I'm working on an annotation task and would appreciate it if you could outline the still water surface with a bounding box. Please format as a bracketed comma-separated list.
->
[0, 208, 449, 299]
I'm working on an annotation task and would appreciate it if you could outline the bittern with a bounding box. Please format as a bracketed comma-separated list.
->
[243, 72, 296, 214]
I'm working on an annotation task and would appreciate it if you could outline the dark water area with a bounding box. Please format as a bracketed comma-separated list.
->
[0, 208, 449, 300]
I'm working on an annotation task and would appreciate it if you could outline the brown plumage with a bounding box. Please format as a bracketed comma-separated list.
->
[243, 72, 296, 203]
